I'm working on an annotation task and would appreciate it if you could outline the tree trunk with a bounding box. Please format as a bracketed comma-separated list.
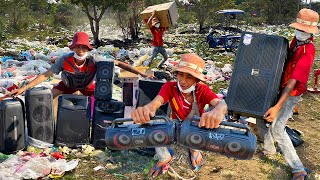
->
[82, 3, 107, 47]
[199, 21, 204, 33]
[94, 18, 100, 46]
[129, 17, 138, 40]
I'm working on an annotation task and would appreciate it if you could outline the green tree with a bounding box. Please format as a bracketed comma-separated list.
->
[69, 0, 114, 46]
[0, 0, 31, 32]
[112, 0, 144, 40]
[238, 0, 298, 25]
[188, 0, 236, 32]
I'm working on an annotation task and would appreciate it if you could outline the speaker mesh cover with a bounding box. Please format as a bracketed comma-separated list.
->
[25, 87, 54, 144]
[94, 81, 112, 100]
[96, 61, 114, 79]
[226, 32, 288, 118]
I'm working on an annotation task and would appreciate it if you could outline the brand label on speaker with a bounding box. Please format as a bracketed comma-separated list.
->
[243, 34, 252, 45]
[132, 128, 146, 136]
[251, 69, 260, 76]
[209, 132, 225, 140]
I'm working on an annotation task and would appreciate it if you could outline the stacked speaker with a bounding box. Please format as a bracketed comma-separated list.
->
[92, 61, 125, 149]
[95, 61, 114, 101]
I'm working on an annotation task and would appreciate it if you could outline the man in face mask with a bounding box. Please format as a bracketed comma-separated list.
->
[146, 10, 168, 68]
[258, 8, 318, 180]
[131, 53, 228, 177]
[10, 32, 154, 99]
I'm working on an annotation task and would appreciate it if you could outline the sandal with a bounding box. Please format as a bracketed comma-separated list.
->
[149, 148, 174, 178]
[188, 150, 204, 171]
[292, 168, 311, 180]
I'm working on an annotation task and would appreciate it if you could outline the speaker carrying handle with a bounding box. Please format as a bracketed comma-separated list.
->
[111, 115, 170, 128]
[189, 116, 250, 134]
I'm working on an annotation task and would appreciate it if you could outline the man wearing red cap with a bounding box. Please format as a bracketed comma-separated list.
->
[11, 32, 152, 99]
[260, 8, 318, 180]
[146, 10, 168, 68]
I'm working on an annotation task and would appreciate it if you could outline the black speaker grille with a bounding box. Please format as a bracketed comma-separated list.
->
[34, 126, 53, 141]
[94, 81, 112, 100]
[25, 88, 54, 144]
[226, 32, 288, 118]
[96, 61, 114, 79]
[232, 75, 268, 113]
[33, 105, 51, 122]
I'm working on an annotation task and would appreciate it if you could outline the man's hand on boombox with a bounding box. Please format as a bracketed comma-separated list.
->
[131, 104, 156, 124]
[199, 108, 224, 129]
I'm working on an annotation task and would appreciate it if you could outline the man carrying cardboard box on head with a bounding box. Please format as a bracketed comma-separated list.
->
[146, 10, 168, 69]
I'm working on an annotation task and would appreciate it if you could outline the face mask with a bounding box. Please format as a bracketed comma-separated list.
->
[155, 23, 160, 28]
[294, 30, 311, 41]
[74, 52, 88, 60]
[177, 81, 196, 94]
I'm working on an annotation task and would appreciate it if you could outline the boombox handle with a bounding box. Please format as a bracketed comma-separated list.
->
[190, 116, 250, 133]
[111, 116, 170, 127]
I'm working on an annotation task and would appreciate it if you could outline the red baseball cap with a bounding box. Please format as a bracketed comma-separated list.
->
[69, 32, 93, 50]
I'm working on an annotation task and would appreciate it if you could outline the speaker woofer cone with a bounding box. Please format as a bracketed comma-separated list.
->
[185, 133, 205, 147]
[33, 105, 50, 123]
[148, 130, 168, 145]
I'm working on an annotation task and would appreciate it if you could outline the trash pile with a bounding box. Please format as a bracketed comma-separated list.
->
[0, 145, 107, 179]
[0, 23, 296, 179]
[0, 38, 235, 98]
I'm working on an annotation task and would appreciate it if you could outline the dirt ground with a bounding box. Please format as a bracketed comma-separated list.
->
[57, 41, 320, 180]
[61, 91, 320, 180]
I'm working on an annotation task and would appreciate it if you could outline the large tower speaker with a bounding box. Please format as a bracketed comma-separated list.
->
[0, 98, 25, 154]
[91, 99, 125, 149]
[55, 94, 90, 148]
[25, 87, 54, 145]
[94, 61, 114, 100]
[225, 32, 289, 118]
[137, 80, 169, 116]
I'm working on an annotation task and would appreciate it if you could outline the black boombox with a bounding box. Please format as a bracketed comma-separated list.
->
[105, 116, 176, 150]
[179, 117, 257, 160]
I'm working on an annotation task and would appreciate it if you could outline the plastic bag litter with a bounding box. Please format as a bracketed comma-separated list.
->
[166, 48, 174, 56]
[139, 48, 152, 56]
[96, 45, 114, 54]
[16, 157, 51, 179]
[134, 54, 149, 67]
[0, 78, 16, 88]
[37, 66, 47, 74]
[28, 136, 54, 149]
[221, 64, 233, 73]
[34, 52, 51, 62]
[50, 159, 79, 174]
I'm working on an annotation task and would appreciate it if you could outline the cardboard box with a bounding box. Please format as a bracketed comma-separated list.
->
[140, 2, 179, 28]
[118, 66, 149, 79]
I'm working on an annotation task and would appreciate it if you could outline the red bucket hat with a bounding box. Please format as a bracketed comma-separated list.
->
[289, 8, 319, 34]
[173, 53, 206, 81]
[69, 32, 93, 50]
